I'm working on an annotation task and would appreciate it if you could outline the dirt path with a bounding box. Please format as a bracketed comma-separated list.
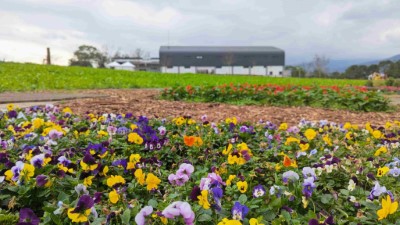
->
[59, 89, 400, 126]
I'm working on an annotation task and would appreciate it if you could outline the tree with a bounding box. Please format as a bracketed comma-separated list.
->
[69, 45, 107, 67]
[378, 60, 393, 74]
[311, 55, 329, 77]
[133, 48, 145, 59]
[344, 65, 368, 79]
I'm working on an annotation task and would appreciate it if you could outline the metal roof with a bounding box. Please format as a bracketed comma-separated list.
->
[160, 46, 284, 54]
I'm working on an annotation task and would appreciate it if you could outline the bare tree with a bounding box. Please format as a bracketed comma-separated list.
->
[223, 53, 235, 74]
[311, 54, 330, 77]
[133, 48, 145, 59]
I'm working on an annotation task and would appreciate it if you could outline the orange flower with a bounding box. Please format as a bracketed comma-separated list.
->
[184, 136, 196, 147]
[184, 136, 203, 147]
[283, 155, 292, 167]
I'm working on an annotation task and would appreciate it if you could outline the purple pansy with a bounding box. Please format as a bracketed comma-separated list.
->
[18, 208, 40, 225]
[231, 201, 249, 220]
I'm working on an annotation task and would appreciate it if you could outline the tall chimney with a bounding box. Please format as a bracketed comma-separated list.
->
[46, 47, 51, 65]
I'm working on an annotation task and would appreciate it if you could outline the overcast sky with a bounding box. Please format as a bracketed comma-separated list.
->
[1, 0, 399, 65]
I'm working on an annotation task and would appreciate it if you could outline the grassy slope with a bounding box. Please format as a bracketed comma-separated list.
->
[0, 62, 366, 92]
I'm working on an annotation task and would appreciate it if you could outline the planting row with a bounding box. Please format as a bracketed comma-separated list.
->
[0, 104, 399, 224]
[161, 84, 391, 112]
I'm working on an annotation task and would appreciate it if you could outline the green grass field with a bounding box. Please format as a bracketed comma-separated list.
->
[0, 62, 366, 92]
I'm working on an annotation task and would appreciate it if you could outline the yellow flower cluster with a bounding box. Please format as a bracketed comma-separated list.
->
[128, 132, 143, 144]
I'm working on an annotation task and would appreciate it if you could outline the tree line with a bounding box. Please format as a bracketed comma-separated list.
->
[69, 45, 149, 68]
[287, 55, 400, 79]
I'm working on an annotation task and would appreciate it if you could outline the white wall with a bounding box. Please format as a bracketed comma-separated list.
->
[233, 66, 250, 75]
[250, 66, 266, 76]
[215, 66, 232, 75]
[179, 67, 196, 74]
[266, 66, 284, 76]
[161, 66, 179, 73]
[196, 67, 216, 74]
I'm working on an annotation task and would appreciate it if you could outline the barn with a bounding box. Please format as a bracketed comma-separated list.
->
[159, 46, 285, 76]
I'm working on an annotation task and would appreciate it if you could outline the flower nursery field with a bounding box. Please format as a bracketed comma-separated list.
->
[0, 62, 365, 92]
[0, 103, 400, 225]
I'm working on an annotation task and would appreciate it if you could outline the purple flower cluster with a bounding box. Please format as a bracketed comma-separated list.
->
[168, 163, 194, 186]
[162, 201, 195, 225]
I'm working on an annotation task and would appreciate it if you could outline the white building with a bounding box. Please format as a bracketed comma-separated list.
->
[159, 46, 285, 76]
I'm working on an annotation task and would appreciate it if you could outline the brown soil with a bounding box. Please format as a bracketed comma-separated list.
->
[60, 89, 400, 126]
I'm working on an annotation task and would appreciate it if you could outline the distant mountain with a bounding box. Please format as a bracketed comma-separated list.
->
[295, 54, 400, 73]
[327, 59, 370, 73]
[361, 54, 400, 66]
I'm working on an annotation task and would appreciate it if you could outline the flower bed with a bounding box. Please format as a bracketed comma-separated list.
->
[0, 104, 400, 224]
[161, 84, 390, 112]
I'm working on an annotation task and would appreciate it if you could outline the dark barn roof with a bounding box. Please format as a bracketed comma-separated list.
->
[159, 46, 285, 67]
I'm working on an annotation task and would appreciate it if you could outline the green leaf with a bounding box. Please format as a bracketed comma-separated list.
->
[238, 194, 248, 204]
[197, 214, 212, 222]
[321, 194, 333, 204]
[120, 208, 131, 225]
[148, 199, 158, 208]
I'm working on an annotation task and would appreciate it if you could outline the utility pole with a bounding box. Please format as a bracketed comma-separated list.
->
[46, 47, 51, 65]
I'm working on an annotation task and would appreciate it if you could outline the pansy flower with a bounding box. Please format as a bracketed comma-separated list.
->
[236, 181, 248, 193]
[231, 202, 249, 220]
[197, 190, 211, 209]
[253, 184, 266, 198]
[146, 173, 161, 190]
[67, 195, 94, 223]
[80, 153, 98, 171]
[135, 206, 153, 225]
[17, 208, 40, 225]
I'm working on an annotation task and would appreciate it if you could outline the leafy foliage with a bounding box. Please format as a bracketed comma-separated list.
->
[161, 84, 391, 112]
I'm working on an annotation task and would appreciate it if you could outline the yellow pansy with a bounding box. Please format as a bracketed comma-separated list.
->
[20, 163, 35, 181]
[134, 169, 146, 185]
[377, 166, 390, 177]
[323, 134, 332, 146]
[197, 190, 210, 209]
[32, 118, 45, 129]
[226, 175, 236, 186]
[128, 132, 143, 144]
[146, 173, 161, 190]
[372, 130, 383, 139]
[83, 176, 94, 187]
[218, 218, 242, 225]
[299, 143, 310, 151]
[107, 175, 126, 187]
[278, 123, 288, 131]
[223, 144, 233, 155]
[236, 181, 248, 193]
[97, 130, 108, 137]
[80, 160, 98, 171]
[249, 218, 264, 225]
[225, 117, 237, 125]
[68, 208, 91, 223]
[109, 189, 119, 204]
[377, 195, 398, 220]
[5, 170, 13, 181]
[304, 129, 317, 141]
[6, 104, 14, 111]
[174, 117, 186, 126]
[343, 122, 352, 130]
[374, 146, 387, 157]
[130, 124, 138, 130]
[285, 137, 300, 145]
[62, 107, 72, 114]
[127, 154, 141, 169]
